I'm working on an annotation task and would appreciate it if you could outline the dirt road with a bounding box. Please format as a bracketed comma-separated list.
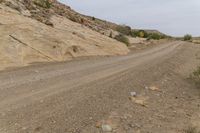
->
[0, 41, 200, 133]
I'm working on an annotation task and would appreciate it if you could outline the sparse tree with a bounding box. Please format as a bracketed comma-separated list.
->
[184, 34, 192, 41]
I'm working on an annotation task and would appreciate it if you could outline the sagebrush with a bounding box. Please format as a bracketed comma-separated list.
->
[114, 34, 130, 46]
[191, 66, 200, 86]
[184, 34, 192, 41]
[33, 0, 51, 8]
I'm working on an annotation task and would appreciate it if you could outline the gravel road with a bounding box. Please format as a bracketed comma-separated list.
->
[0, 41, 200, 133]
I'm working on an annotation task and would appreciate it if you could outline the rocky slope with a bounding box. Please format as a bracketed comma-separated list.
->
[0, 0, 129, 70]
[1, 0, 119, 36]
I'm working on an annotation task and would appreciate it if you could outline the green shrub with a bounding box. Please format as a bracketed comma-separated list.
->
[160, 34, 167, 39]
[131, 30, 147, 38]
[115, 34, 130, 46]
[92, 17, 96, 21]
[34, 0, 51, 8]
[184, 34, 192, 41]
[131, 30, 164, 40]
[116, 25, 132, 36]
[130, 31, 138, 37]
[147, 33, 161, 40]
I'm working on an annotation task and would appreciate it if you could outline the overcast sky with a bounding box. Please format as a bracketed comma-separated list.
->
[59, 0, 200, 37]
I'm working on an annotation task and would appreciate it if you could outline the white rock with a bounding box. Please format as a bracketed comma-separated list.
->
[130, 91, 137, 97]
[21, 10, 31, 17]
[145, 86, 149, 90]
[102, 124, 112, 132]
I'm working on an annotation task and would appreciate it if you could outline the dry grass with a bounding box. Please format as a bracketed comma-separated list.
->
[190, 66, 200, 88]
[192, 40, 200, 44]
[193, 67, 200, 86]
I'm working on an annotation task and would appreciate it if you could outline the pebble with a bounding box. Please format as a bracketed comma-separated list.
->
[102, 124, 112, 132]
[135, 123, 141, 128]
[14, 123, 20, 126]
[145, 86, 149, 90]
[149, 86, 160, 91]
[96, 121, 101, 128]
[34, 70, 39, 73]
[22, 127, 27, 130]
[130, 92, 137, 97]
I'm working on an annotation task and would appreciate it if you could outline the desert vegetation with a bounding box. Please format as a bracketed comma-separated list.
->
[184, 126, 200, 133]
[116, 25, 132, 36]
[116, 25, 167, 41]
[184, 34, 192, 41]
[191, 66, 200, 87]
[114, 34, 130, 46]
[131, 30, 166, 40]
[131, 30, 148, 38]
[33, 0, 51, 8]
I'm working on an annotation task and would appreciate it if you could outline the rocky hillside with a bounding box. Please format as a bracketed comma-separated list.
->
[1, 0, 119, 35]
[0, 0, 129, 70]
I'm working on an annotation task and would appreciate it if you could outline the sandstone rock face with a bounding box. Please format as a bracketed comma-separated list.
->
[0, 4, 129, 70]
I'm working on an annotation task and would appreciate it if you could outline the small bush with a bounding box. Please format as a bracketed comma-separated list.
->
[116, 25, 132, 36]
[184, 34, 192, 41]
[130, 31, 137, 37]
[34, 0, 51, 8]
[92, 17, 95, 21]
[80, 18, 84, 24]
[68, 14, 78, 22]
[147, 33, 161, 40]
[192, 66, 200, 86]
[115, 34, 130, 46]
[131, 30, 147, 38]
[160, 34, 167, 39]
[131, 30, 164, 40]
